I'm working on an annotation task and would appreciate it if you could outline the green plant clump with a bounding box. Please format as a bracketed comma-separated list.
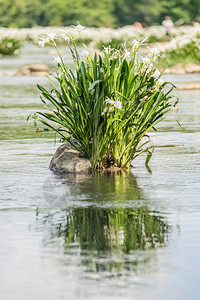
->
[0, 37, 23, 55]
[32, 26, 178, 170]
[159, 38, 200, 67]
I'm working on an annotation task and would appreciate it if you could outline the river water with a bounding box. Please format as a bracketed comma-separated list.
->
[0, 44, 200, 300]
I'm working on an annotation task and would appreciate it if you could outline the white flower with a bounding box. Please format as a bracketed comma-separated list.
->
[60, 33, 71, 43]
[131, 39, 140, 50]
[76, 23, 86, 31]
[124, 49, 131, 59]
[38, 40, 45, 47]
[103, 46, 109, 52]
[38, 36, 50, 47]
[149, 47, 161, 62]
[141, 56, 151, 65]
[140, 56, 153, 74]
[72, 23, 86, 33]
[152, 69, 161, 79]
[102, 105, 114, 115]
[80, 50, 90, 59]
[103, 46, 114, 53]
[104, 97, 123, 111]
[121, 42, 131, 59]
[113, 100, 123, 110]
[105, 97, 114, 105]
[52, 56, 62, 65]
[65, 35, 71, 43]
[47, 32, 57, 40]
[150, 47, 160, 56]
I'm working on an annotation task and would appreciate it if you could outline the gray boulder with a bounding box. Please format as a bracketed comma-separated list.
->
[49, 143, 92, 173]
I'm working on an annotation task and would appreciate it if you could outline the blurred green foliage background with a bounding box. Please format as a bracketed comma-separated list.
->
[0, 0, 199, 28]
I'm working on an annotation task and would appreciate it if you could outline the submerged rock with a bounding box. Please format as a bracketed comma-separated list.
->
[177, 82, 200, 90]
[163, 63, 200, 74]
[49, 143, 92, 173]
[185, 64, 200, 73]
[8, 64, 50, 76]
[163, 64, 185, 74]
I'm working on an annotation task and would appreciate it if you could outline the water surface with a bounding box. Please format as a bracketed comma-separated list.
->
[0, 45, 200, 300]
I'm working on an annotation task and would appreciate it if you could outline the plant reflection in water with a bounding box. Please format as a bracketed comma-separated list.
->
[39, 172, 171, 276]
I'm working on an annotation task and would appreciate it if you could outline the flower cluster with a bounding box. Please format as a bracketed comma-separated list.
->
[38, 23, 86, 48]
[37, 25, 164, 93]
[102, 97, 123, 114]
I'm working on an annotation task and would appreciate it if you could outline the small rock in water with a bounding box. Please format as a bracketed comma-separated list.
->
[177, 82, 200, 90]
[185, 64, 200, 73]
[49, 142, 92, 173]
[8, 64, 50, 76]
[164, 64, 185, 74]
[163, 63, 200, 74]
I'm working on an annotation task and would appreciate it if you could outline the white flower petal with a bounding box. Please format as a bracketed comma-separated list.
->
[52, 56, 62, 65]
[47, 32, 57, 40]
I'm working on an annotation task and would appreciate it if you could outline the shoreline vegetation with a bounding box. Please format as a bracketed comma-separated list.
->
[0, 0, 199, 28]
[0, 24, 200, 70]
[28, 25, 179, 172]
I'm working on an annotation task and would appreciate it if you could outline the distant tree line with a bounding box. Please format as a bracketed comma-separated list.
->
[0, 0, 199, 28]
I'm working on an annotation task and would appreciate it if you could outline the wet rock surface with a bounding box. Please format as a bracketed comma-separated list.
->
[49, 143, 92, 173]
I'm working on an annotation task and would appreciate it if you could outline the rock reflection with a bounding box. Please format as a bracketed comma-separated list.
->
[42, 171, 143, 206]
